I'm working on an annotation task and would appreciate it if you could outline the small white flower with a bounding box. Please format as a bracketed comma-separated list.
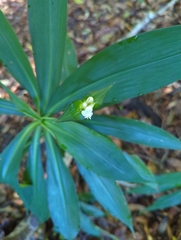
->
[81, 96, 95, 119]
[86, 96, 94, 104]
[82, 102, 87, 108]
[81, 106, 93, 119]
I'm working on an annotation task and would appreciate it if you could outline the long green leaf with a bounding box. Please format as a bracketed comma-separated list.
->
[0, 122, 38, 184]
[80, 212, 101, 237]
[12, 185, 35, 212]
[46, 26, 181, 115]
[44, 119, 155, 185]
[82, 115, 181, 150]
[129, 172, 181, 195]
[0, 99, 24, 115]
[123, 153, 155, 188]
[0, 122, 48, 220]
[0, 82, 40, 119]
[0, 11, 40, 108]
[28, 0, 67, 111]
[80, 202, 104, 218]
[26, 126, 49, 222]
[45, 131, 79, 239]
[78, 163, 133, 232]
[61, 35, 78, 83]
[147, 189, 181, 211]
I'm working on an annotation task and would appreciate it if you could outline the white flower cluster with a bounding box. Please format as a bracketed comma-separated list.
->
[81, 96, 94, 119]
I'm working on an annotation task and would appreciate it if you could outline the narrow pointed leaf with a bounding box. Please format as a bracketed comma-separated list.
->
[12, 185, 35, 211]
[122, 153, 156, 188]
[0, 122, 48, 220]
[147, 190, 181, 211]
[80, 202, 104, 218]
[0, 99, 24, 115]
[45, 132, 79, 239]
[84, 85, 113, 109]
[26, 126, 49, 222]
[45, 120, 155, 184]
[0, 82, 40, 119]
[0, 11, 39, 108]
[57, 85, 112, 122]
[28, 0, 67, 110]
[61, 35, 78, 83]
[83, 115, 181, 150]
[57, 100, 84, 122]
[78, 163, 133, 231]
[129, 172, 181, 195]
[80, 212, 101, 237]
[0, 122, 38, 184]
[47, 26, 181, 114]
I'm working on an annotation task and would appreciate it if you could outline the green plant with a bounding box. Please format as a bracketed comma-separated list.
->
[1, 1, 181, 239]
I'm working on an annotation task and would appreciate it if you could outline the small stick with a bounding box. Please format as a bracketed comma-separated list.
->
[118, 0, 179, 41]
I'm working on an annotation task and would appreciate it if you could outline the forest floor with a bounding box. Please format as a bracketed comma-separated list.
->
[0, 0, 181, 239]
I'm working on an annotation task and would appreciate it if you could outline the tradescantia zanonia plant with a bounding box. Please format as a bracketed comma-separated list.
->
[1, 0, 181, 239]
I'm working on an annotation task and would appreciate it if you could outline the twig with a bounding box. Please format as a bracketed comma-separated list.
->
[118, 0, 179, 41]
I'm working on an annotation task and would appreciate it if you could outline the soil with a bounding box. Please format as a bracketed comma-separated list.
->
[1, 0, 181, 239]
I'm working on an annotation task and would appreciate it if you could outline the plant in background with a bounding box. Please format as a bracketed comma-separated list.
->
[1, 0, 181, 239]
